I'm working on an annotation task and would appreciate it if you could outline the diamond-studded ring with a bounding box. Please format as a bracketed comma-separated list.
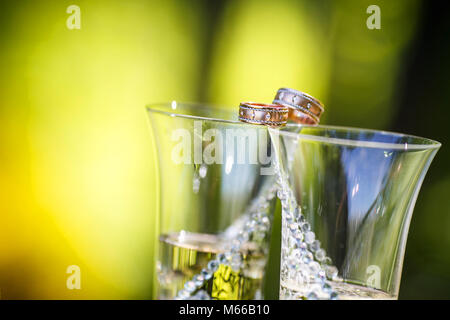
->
[273, 88, 324, 124]
[238, 102, 289, 127]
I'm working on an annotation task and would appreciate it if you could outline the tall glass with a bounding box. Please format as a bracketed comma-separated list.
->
[147, 102, 277, 300]
[270, 125, 440, 300]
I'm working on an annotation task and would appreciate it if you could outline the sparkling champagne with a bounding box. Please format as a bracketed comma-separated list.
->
[157, 231, 266, 300]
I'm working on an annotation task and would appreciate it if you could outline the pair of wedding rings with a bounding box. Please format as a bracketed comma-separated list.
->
[238, 88, 324, 127]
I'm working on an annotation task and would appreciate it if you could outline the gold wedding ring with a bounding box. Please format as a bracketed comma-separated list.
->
[239, 102, 289, 126]
[273, 88, 324, 124]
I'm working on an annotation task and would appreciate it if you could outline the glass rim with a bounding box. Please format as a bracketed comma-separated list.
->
[270, 124, 441, 151]
[146, 101, 241, 124]
[146, 102, 441, 151]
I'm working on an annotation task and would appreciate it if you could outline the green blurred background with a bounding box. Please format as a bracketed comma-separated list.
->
[0, 0, 449, 299]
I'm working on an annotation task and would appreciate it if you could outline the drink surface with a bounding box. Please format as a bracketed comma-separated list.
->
[280, 280, 395, 300]
[157, 231, 266, 300]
